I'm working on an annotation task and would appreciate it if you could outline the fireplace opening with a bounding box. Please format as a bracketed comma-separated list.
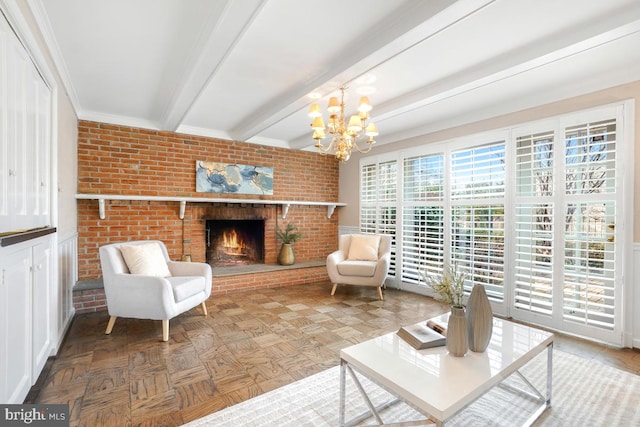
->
[206, 219, 265, 267]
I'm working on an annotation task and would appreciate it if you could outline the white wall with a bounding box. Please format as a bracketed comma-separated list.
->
[54, 92, 78, 241]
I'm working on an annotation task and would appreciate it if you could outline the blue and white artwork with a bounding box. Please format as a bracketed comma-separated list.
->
[196, 161, 274, 195]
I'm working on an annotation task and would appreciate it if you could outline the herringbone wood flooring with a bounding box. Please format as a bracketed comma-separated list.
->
[27, 282, 640, 426]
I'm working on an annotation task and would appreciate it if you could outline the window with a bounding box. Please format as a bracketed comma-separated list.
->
[402, 153, 444, 284]
[450, 142, 506, 301]
[514, 131, 554, 315]
[360, 159, 397, 276]
[562, 119, 617, 330]
[359, 104, 629, 345]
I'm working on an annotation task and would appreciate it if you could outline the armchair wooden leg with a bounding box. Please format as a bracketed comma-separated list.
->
[162, 320, 169, 342]
[377, 287, 384, 301]
[331, 283, 337, 296]
[105, 316, 117, 335]
[201, 301, 208, 316]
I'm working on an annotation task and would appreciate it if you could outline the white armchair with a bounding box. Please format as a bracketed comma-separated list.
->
[327, 234, 391, 300]
[99, 240, 212, 342]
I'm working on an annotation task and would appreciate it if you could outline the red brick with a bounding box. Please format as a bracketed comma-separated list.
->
[76, 121, 339, 294]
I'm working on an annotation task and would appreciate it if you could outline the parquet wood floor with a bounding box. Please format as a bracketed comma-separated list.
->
[27, 282, 640, 426]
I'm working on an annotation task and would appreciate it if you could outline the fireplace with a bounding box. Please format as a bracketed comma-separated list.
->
[205, 219, 265, 267]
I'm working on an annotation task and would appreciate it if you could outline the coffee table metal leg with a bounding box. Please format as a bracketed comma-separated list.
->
[340, 360, 434, 426]
[521, 341, 553, 427]
[340, 360, 346, 427]
[346, 364, 385, 425]
[546, 341, 553, 407]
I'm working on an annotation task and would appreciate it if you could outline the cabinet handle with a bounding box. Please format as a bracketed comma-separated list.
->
[8, 169, 16, 177]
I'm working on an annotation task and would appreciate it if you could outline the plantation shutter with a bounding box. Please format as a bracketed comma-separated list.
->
[450, 142, 505, 301]
[562, 119, 617, 330]
[360, 159, 397, 277]
[402, 153, 444, 285]
[514, 131, 554, 316]
[378, 161, 397, 277]
[360, 164, 377, 234]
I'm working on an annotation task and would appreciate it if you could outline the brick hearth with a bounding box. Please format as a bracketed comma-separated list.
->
[73, 261, 327, 314]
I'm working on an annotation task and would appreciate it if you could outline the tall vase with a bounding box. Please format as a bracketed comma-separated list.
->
[277, 243, 295, 265]
[466, 284, 493, 352]
[446, 306, 468, 357]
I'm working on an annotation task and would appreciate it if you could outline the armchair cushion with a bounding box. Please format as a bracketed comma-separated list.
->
[337, 260, 377, 277]
[167, 276, 207, 303]
[120, 242, 172, 277]
[347, 234, 381, 261]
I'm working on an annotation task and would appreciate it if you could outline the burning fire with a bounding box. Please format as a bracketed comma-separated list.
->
[221, 229, 247, 255]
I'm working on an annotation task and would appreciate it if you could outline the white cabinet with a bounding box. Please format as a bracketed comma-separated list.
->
[0, 7, 61, 405]
[0, 237, 53, 404]
[0, 246, 32, 404]
[0, 11, 52, 234]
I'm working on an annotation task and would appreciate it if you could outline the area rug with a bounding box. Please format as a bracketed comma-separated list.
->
[183, 350, 640, 426]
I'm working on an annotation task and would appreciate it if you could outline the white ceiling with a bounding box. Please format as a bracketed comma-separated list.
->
[29, 0, 640, 151]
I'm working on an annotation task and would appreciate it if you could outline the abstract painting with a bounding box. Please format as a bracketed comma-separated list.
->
[196, 161, 274, 195]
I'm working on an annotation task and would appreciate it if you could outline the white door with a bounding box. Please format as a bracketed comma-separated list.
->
[512, 108, 625, 344]
[32, 241, 52, 381]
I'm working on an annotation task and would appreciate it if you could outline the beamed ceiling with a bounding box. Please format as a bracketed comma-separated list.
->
[27, 0, 640, 151]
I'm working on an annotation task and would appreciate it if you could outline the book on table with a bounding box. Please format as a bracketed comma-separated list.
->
[397, 317, 447, 350]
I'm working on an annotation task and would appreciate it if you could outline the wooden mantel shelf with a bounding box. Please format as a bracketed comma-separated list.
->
[75, 193, 346, 220]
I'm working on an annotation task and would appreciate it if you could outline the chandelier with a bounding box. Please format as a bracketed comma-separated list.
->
[308, 86, 379, 162]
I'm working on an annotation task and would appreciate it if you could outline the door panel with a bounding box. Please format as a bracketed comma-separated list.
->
[511, 113, 623, 344]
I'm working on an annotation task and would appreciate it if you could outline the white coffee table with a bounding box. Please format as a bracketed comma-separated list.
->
[339, 317, 553, 426]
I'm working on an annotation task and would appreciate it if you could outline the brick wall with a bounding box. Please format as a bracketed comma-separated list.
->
[74, 288, 108, 314]
[76, 121, 340, 311]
